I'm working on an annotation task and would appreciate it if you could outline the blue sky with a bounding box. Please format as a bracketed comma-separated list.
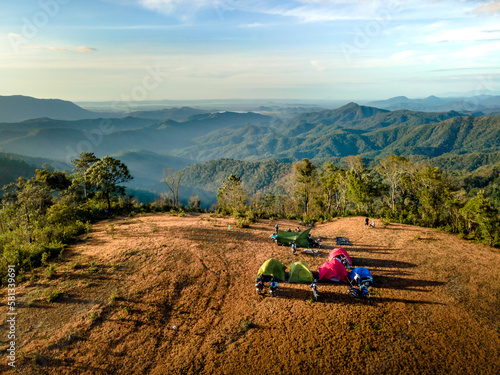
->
[0, 0, 499, 102]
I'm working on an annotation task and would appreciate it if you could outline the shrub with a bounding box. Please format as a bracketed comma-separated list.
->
[45, 264, 57, 279]
[47, 290, 63, 303]
[239, 319, 255, 332]
[236, 217, 250, 228]
[90, 312, 100, 320]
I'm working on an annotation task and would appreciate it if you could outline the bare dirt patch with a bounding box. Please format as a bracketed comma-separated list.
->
[1, 214, 499, 374]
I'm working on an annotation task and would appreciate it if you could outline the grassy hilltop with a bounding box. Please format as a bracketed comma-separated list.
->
[1, 214, 499, 374]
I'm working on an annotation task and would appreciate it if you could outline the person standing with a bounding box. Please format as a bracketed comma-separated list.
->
[364, 217, 369, 228]
[274, 223, 279, 234]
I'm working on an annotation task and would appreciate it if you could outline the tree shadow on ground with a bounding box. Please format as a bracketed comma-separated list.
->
[347, 245, 392, 254]
[351, 257, 417, 269]
[374, 274, 445, 291]
[273, 285, 334, 302]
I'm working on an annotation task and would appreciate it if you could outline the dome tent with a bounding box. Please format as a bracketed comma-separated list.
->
[349, 267, 373, 287]
[328, 248, 353, 268]
[257, 258, 286, 281]
[288, 261, 314, 283]
[318, 258, 349, 283]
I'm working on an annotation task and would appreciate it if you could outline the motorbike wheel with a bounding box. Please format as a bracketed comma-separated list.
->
[347, 289, 359, 298]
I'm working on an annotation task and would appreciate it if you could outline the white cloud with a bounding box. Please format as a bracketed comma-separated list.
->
[131, 0, 500, 22]
[21, 45, 97, 53]
[239, 23, 265, 28]
[427, 26, 500, 43]
[310, 60, 326, 71]
[138, 0, 214, 14]
[76, 46, 97, 53]
[454, 41, 500, 59]
[392, 50, 415, 61]
[473, 1, 500, 14]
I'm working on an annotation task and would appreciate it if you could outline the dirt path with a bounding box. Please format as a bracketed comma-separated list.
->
[1, 214, 499, 374]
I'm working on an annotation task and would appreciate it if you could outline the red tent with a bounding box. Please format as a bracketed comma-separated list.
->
[328, 248, 352, 267]
[318, 259, 349, 283]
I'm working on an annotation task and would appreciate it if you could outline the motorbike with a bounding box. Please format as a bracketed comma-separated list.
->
[347, 285, 370, 299]
[310, 281, 319, 301]
[255, 278, 264, 295]
[269, 281, 278, 297]
[309, 238, 322, 249]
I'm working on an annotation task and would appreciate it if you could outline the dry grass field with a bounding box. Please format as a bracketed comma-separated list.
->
[1, 214, 500, 374]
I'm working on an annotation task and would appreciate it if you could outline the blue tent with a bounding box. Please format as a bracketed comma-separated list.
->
[349, 267, 373, 287]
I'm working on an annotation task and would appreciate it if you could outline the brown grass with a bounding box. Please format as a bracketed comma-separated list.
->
[1, 214, 499, 374]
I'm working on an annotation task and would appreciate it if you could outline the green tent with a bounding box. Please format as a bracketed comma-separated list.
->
[288, 261, 314, 283]
[276, 228, 311, 248]
[257, 258, 286, 281]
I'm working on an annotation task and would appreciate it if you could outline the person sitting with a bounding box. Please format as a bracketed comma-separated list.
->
[295, 227, 301, 232]
[371, 219, 375, 228]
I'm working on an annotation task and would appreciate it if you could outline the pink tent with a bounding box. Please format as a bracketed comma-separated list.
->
[318, 259, 349, 283]
[328, 248, 352, 267]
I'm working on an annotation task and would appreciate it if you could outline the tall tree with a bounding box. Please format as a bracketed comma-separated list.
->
[85, 156, 133, 210]
[319, 162, 338, 215]
[294, 159, 317, 215]
[72, 152, 99, 198]
[377, 155, 413, 212]
[414, 166, 451, 226]
[346, 156, 377, 214]
[460, 190, 499, 246]
[163, 168, 182, 208]
[35, 169, 72, 191]
[216, 174, 247, 215]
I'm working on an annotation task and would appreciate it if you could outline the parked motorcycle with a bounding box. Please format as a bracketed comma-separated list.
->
[347, 285, 370, 299]
[310, 280, 319, 301]
[255, 277, 264, 295]
[269, 278, 278, 297]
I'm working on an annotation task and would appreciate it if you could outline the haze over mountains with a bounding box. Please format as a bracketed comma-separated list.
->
[366, 95, 500, 115]
[1, 94, 500, 205]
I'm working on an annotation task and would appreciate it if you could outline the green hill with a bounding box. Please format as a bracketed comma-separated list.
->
[180, 158, 291, 195]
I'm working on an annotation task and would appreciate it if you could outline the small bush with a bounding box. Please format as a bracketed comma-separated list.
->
[41, 252, 49, 266]
[69, 256, 82, 270]
[45, 264, 57, 279]
[47, 290, 63, 303]
[364, 344, 375, 352]
[239, 319, 256, 332]
[110, 290, 117, 305]
[89, 261, 98, 273]
[90, 312, 100, 320]
[236, 217, 250, 228]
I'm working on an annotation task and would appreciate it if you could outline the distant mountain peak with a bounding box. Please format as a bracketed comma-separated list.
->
[340, 102, 360, 109]
[0, 95, 103, 122]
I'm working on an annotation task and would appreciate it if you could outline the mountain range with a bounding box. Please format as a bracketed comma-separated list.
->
[366, 95, 500, 114]
[3, 95, 500, 205]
